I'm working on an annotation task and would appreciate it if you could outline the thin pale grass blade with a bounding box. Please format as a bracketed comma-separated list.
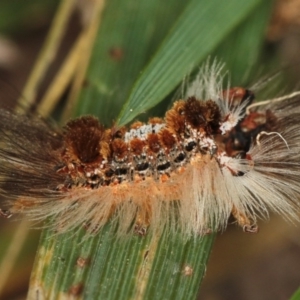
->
[17, 0, 77, 111]
[0, 2, 68, 297]
[61, 0, 106, 123]
[38, 0, 106, 119]
[0, 220, 29, 296]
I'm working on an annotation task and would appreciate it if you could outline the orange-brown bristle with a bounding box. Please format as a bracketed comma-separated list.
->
[130, 121, 144, 129]
[223, 87, 246, 106]
[99, 129, 112, 159]
[159, 129, 176, 149]
[240, 112, 266, 131]
[165, 100, 185, 134]
[129, 138, 146, 155]
[223, 87, 254, 107]
[111, 139, 128, 159]
[14, 198, 39, 209]
[64, 116, 105, 163]
[147, 133, 161, 153]
[148, 117, 164, 124]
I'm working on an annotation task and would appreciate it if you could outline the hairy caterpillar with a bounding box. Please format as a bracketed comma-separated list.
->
[1, 62, 300, 237]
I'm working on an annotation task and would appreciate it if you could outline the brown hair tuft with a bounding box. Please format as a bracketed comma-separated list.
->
[64, 116, 105, 163]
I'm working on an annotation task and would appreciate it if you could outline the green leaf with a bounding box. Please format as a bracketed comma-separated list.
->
[29, 227, 215, 299]
[117, 0, 268, 126]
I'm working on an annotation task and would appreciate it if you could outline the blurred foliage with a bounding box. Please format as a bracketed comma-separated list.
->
[291, 287, 300, 300]
[0, 0, 59, 35]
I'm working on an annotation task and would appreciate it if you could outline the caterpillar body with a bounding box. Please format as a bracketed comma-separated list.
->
[1, 64, 300, 237]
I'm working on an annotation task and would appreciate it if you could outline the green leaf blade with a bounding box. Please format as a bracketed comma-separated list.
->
[76, 0, 188, 125]
[117, 0, 264, 126]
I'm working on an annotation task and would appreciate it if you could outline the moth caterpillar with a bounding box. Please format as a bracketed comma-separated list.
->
[1, 62, 300, 237]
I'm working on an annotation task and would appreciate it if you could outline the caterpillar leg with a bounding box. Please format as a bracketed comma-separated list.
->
[231, 206, 258, 233]
[134, 208, 151, 236]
